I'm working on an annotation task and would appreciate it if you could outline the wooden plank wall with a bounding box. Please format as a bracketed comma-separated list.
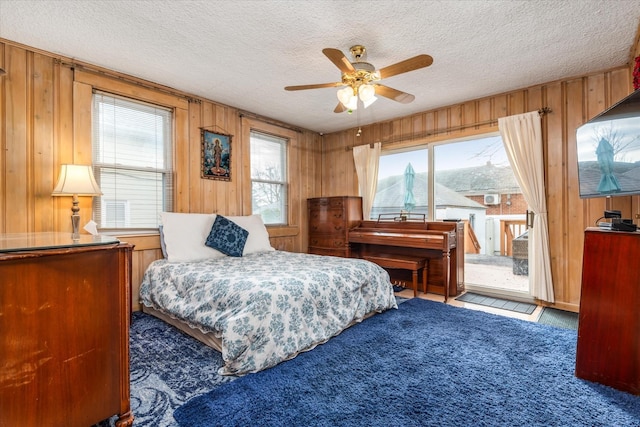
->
[0, 38, 322, 310]
[1, 33, 638, 312]
[320, 66, 636, 312]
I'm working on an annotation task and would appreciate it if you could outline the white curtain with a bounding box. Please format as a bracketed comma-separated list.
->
[352, 142, 381, 219]
[498, 112, 555, 303]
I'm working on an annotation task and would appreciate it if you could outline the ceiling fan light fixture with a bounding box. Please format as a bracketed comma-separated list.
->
[358, 84, 375, 101]
[345, 95, 358, 110]
[337, 86, 358, 110]
[358, 84, 377, 108]
[286, 45, 431, 113]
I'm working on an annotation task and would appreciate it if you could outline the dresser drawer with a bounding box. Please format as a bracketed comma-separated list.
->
[308, 198, 346, 210]
[309, 211, 346, 234]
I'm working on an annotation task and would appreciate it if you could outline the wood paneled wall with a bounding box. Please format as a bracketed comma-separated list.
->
[2, 33, 639, 312]
[0, 38, 322, 310]
[320, 66, 636, 312]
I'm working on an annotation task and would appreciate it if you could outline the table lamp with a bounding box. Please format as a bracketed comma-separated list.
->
[52, 164, 103, 240]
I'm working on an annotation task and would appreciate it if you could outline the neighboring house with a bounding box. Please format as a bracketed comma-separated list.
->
[371, 162, 527, 255]
[577, 160, 640, 197]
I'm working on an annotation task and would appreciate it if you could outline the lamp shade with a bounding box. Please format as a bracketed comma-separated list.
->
[52, 164, 103, 196]
[359, 84, 377, 108]
[358, 84, 375, 102]
[337, 87, 354, 106]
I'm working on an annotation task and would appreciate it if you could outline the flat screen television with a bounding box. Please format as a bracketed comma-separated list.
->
[576, 89, 640, 198]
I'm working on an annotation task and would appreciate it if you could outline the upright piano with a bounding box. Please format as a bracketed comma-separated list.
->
[348, 217, 464, 299]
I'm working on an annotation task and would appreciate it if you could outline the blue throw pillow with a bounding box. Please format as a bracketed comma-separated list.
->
[205, 215, 249, 257]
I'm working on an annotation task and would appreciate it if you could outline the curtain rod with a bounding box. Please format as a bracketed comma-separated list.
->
[345, 107, 552, 150]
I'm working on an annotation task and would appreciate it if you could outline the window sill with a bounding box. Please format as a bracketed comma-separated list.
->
[108, 231, 161, 251]
[266, 225, 299, 238]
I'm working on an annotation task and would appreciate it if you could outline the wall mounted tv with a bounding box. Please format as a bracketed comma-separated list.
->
[576, 89, 640, 199]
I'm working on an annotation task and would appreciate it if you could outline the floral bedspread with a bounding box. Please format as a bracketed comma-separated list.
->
[139, 251, 397, 375]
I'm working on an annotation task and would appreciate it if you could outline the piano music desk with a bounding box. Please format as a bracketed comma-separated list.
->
[363, 254, 429, 299]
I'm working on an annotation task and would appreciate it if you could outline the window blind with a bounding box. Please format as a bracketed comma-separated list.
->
[92, 91, 173, 230]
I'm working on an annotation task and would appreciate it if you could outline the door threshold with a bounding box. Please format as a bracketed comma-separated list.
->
[464, 284, 535, 304]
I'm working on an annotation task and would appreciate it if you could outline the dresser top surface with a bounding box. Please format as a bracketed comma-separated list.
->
[0, 232, 119, 253]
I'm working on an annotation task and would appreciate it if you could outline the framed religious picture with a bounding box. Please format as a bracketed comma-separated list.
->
[201, 129, 232, 181]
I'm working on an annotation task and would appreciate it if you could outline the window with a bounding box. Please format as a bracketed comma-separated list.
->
[372, 135, 519, 221]
[371, 149, 428, 220]
[250, 131, 288, 225]
[92, 92, 173, 230]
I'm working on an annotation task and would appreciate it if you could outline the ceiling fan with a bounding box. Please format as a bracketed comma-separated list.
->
[284, 45, 433, 113]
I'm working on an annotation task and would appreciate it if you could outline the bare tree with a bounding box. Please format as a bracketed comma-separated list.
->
[251, 164, 283, 209]
[592, 124, 640, 162]
[468, 137, 507, 166]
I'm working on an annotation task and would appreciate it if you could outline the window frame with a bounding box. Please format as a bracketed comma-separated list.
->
[73, 70, 188, 236]
[241, 116, 298, 228]
[249, 130, 289, 226]
[91, 91, 174, 232]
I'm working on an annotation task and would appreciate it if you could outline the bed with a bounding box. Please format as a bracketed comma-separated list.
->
[139, 212, 397, 376]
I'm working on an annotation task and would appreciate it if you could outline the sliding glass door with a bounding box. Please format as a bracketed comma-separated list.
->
[371, 134, 531, 299]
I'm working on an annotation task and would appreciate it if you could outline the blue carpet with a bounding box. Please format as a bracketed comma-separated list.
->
[174, 298, 639, 427]
[95, 311, 236, 427]
[97, 297, 409, 427]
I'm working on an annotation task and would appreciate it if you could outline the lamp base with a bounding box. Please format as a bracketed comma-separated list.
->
[71, 213, 80, 240]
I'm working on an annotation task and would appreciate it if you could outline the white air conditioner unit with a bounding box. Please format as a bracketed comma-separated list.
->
[483, 194, 501, 205]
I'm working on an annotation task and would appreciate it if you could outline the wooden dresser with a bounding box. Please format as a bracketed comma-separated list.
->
[575, 228, 639, 395]
[0, 233, 134, 426]
[308, 196, 363, 257]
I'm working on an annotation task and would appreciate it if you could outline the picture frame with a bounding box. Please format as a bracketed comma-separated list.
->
[201, 129, 232, 181]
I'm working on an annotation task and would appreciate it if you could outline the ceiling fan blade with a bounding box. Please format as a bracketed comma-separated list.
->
[285, 82, 343, 91]
[378, 54, 433, 79]
[322, 48, 356, 74]
[334, 102, 347, 113]
[374, 84, 415, 104]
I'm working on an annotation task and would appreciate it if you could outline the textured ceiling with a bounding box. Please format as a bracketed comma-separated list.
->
[1, 1, 639, 134]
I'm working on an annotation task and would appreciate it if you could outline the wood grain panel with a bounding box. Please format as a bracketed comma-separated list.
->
[53, 62, 74, 234]
[189, 99, 204, 213]
[4, 45, 29, 232]
[0, 43, 4, 232]
[130, 247, 163, 312]
[32, 54, 55, 232]
[543, 82, 569, 305]
[563, 77, 588, 305]
[174, 105, 190, 212]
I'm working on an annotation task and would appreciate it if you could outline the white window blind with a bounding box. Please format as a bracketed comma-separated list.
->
[250, 131, 288, 225]
[92, 92, 173, 230]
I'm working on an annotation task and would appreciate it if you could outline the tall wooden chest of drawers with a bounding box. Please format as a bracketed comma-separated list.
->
[308, 196, 363, 257]
[0, 233, 134, 426]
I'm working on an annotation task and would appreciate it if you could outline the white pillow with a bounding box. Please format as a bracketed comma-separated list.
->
[160, 212, 226, 262]
[225, 214, 275, 255]
[159, 212, 274, 261]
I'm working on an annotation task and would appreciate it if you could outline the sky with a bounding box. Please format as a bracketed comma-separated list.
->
[576, 117, 640, 163]
[378, 135, 509, 179]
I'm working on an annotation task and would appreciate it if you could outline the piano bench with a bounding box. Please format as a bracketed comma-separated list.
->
[363, 254, 427, 297]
